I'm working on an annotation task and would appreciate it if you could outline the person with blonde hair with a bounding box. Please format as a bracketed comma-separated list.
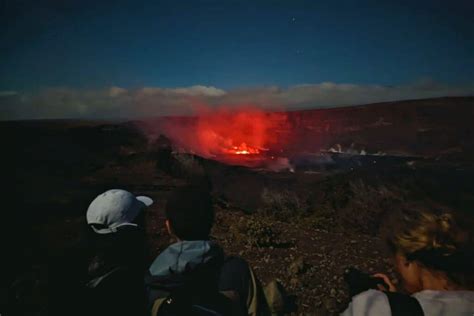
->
[342, 203, 474, 315]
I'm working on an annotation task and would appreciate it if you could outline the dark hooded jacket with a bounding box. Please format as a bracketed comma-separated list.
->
[145, 240, 233, 315]
[85, 229, 147, 316]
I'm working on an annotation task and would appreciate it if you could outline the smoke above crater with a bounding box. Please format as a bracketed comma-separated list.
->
[155, 106, 289, 159]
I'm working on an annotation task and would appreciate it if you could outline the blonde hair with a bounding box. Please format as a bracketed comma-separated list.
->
[384, 203, 473, 288]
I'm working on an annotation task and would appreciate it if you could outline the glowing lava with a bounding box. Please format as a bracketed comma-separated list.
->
[223, 142, 263, 155]
[156, 106, 289, 166]
[194, 108, 285, 158]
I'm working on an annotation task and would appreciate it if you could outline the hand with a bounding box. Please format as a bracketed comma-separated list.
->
[372, 273, 396, 292]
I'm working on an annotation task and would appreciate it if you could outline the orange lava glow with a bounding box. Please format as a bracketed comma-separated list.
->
[223, 143, 261, 155]
[194, 107, 287, 158]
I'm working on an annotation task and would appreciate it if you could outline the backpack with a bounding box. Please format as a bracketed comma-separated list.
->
[151, 289, 234, 316]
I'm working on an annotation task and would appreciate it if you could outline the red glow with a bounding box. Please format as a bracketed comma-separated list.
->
[194, 107, 286, 159]
[151, 106, 290, 166]
[223, 143, 262, 155]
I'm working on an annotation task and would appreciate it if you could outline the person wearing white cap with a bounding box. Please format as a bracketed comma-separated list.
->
[85, 189, 153, 316]
[86, 189, 153, 234]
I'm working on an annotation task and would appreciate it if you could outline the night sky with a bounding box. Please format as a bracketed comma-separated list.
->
[1, 0, 473, 119]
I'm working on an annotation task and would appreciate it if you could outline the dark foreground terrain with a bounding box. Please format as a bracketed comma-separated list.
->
[1, 97, 473, 315]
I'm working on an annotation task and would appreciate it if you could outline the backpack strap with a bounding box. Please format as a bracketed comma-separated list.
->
[151, 289, 232, 316]
[151, 296, 169, 316]
[384, 292, 424, 316]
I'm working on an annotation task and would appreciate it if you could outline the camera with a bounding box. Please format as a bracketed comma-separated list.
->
[343, 267, 387, 297]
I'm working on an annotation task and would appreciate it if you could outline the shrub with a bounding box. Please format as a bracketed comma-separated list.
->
[259, 188, 310, 221]
[305, 205, 336, 230]
[247, 217, 280, 248]
[230, 215, 281, 248]
[337, 179, 404, 234]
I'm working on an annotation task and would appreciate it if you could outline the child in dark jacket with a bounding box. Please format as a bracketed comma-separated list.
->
[145, 185, 265, 316]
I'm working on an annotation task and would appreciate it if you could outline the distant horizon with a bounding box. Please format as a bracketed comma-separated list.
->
[1, 94, 472, 122]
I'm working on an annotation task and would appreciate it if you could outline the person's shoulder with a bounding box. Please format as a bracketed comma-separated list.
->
[351, 289, 389, 306]
[413, 289, 474, 300]
[341, 290, 391, 316]
[412, 290, 474, 314]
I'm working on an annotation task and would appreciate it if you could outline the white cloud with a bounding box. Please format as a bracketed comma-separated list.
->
[109, 86, 127, 97]
[136, 85, 226, 97]
[0, 91, 18, 97]
[172, 85, 226, 97]
[0, 81, 473, 120]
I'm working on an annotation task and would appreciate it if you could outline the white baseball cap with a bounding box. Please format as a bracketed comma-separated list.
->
[86, 189, 153, 234]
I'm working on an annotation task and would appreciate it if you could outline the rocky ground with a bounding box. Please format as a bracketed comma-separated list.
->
[139, 181, 396, 315]
[212, 210, 394, 315]
[138, 154, 473, 315]
[2, 98, 474, 315]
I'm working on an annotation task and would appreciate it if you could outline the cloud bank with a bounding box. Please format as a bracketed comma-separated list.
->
[1, 81, 473, 120]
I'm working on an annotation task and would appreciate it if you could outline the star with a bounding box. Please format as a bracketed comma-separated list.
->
[291, 17, 296, 22]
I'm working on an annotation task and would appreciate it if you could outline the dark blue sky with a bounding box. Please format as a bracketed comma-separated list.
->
[1, 0, 473, 91]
